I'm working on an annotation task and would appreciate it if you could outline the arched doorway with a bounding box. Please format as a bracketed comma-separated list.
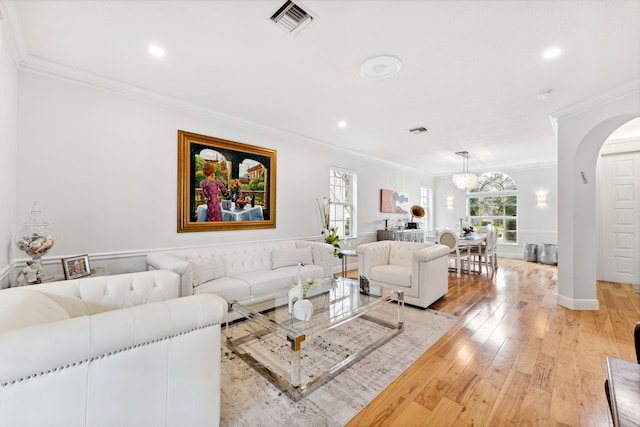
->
[555, 85, 640, 310]
[596, 117, 640, 285]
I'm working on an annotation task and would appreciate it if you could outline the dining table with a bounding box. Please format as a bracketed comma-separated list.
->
[458, 232, 487, 274]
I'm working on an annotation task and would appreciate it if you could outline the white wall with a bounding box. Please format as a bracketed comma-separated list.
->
[0, 20, 18, 287]
[434, 163, 558, 258]
[14, 71, 432, 279]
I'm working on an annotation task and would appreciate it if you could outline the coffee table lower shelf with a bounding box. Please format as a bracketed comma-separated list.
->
[225, 281, 404, 401]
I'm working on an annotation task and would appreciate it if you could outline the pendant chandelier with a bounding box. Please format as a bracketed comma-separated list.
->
[452, 151, 478, 190]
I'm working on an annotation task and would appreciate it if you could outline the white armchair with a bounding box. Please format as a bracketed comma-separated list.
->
[357, 241, 451, 308]
[0, 270, 227, 427]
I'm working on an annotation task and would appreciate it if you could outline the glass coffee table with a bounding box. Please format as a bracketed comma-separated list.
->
[226, 277, 404, 401]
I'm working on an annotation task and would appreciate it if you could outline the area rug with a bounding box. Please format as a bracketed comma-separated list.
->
[219, 304, 458, 427]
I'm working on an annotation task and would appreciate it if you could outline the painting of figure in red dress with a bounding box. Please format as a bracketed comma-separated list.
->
[178, 130, 276, 233]
[192, 146, 269, 222]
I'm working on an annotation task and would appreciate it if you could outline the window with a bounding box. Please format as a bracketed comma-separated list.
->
[329, 168, 357, 238]
[468, 172, 518, 244]
[420, 186, 433, 230]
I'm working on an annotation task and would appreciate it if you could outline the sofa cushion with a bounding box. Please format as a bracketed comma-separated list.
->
[194, 277, 251, 301]
[271, 247, 313, 269]
[370, 265, 412, 288]
[0, 289, 71, 333]
[234, 270, 292, 295]
[277, 264, 325, 282]
[189, 255, 225, 286]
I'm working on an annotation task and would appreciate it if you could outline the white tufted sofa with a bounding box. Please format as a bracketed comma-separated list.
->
[145, 240, 335, 301]
[357, 241, 451, 308]
[0, 270, 227, 427]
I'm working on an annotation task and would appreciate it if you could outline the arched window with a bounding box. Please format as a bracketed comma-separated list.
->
[468, 172, 518, 244]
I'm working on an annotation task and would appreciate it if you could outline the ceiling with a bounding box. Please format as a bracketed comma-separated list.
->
[3, 0, 640, 174]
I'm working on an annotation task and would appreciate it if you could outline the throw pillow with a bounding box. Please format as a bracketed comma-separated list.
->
[190, 255, 225, 286]
[272, 247, 313, 269]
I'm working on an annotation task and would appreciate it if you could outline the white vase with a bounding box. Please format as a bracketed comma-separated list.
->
[292, 299, 314, 321]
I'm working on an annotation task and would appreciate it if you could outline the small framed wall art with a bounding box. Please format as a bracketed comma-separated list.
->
[62, 254, 91, 279]
[380, 189, 410, 214]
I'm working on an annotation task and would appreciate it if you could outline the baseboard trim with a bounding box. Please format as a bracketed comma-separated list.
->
[556, 294, 600, 311]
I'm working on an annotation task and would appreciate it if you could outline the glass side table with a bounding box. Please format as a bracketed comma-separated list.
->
[339, 249, 358, 278]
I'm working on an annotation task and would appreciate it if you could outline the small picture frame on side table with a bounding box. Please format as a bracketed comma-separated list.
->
[62, 254, 91, 280]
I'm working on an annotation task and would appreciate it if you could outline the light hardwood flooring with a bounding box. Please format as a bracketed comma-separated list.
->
[345, 257, 639, 426]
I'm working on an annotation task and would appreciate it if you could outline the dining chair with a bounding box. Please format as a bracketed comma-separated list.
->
[469, 225, 495, 275]
[438, 230, 471, 277]
[491, 227, 498, 270]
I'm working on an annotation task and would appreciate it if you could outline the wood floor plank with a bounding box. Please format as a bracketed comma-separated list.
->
[516, 385, 552, 425]
[485, 370, 532, 426]
[344, 258, 639, 427]
[388, 402, 431, 427]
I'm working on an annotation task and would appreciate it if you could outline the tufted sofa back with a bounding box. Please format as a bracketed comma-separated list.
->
[389, 241, 431, 267]
[222, 241, 298, 276]
[2, 270, 180, 324]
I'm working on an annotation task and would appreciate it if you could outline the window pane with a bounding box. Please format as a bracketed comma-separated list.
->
[329, 168, 356, 238]
[505, 204, 517, 216]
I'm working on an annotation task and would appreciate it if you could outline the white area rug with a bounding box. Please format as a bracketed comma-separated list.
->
[219, 305, 458, 427]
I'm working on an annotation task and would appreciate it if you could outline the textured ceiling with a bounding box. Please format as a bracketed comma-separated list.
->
[4, 0, 640, 174]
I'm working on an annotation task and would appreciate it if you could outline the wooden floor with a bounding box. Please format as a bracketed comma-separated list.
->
[345, 258, 639, 427]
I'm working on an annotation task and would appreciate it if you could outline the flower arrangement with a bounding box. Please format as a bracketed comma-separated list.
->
[292, 277, 320, 298]
[317, 197, 342, 258]
[460, 217, 474, 236]
[228, 179, 241, 191]
[317, 197, 330, 230]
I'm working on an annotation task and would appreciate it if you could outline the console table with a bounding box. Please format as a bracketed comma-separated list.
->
[377, 229, 424, 242]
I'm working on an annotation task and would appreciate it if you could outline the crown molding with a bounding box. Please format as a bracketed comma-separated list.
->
[550, 80, 640, 121]
[18, 54, 429, 177]
[0, 0, 28, 66]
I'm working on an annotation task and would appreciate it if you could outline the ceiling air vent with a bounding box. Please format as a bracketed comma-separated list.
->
[270, 1, 314, 35]
[409, 127, 430, 135]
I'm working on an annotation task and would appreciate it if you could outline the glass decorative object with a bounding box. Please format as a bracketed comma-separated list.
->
[15, 202, 54, 284]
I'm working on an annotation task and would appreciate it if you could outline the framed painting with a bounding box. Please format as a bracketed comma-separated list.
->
[177, 130, 277, 232]
[62, 254, 91, 279]
[380, 189, 410, 214]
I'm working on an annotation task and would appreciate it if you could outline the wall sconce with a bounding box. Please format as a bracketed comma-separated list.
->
[536, 193, 548, 205]
[446, 197, 454, 209]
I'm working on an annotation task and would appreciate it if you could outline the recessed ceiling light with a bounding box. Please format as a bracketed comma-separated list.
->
[149, 45, 165, 58]
[338, 120, 347, 128]
[543, 47, 562, 60]
[359, 56, 402, 80]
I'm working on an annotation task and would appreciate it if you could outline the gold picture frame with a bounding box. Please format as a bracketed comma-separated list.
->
[177, 130, 277, 232]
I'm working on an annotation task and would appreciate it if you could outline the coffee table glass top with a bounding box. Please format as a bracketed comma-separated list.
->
[230, 277, 394, 334]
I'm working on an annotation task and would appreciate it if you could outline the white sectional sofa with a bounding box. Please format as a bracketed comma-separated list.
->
[357, 240, 451, 308]
[145, 240, 335, 301]
[0, 270, 227, 427]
